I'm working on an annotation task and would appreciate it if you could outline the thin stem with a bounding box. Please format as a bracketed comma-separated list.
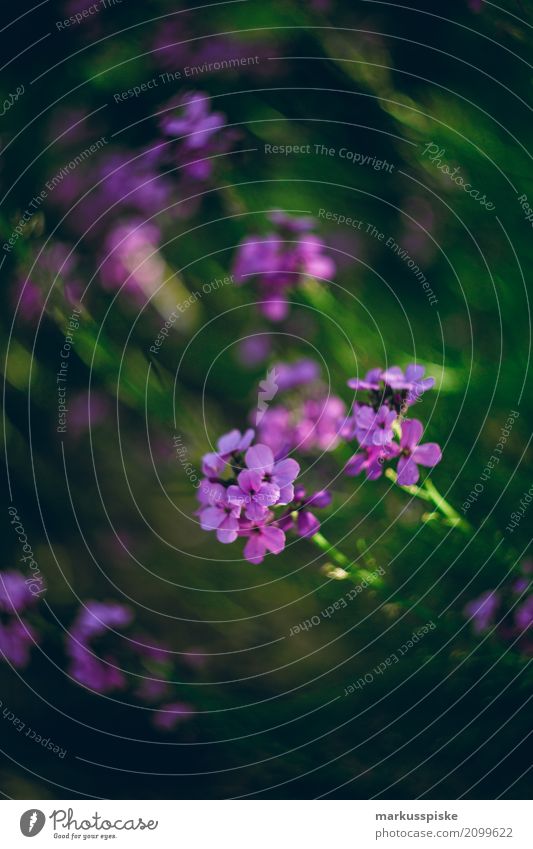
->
[423, 477, 470, 529]
[310, 532, 385, 587]
[385, 468, 471, 534]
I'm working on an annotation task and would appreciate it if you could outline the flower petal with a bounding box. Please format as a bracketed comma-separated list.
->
[400, 418, 424, 450]
[199, 507, 224, 531]
[243, 534, 266, 564]
[237, 469, 262, 494]
[297, 510, 320, 537]
[397, 455, 420, 486]
[261, 526, 286, 554]
[217, 429, 242, 454]
[245, 443, 274, 474]
[272, 457, 300, 486]
[412, 442, 442, 467]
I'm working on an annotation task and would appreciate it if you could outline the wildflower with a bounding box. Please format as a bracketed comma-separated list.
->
[354, 405, 397, 448]
[201, 428, 255, 477]
[278, 486, 332, 537]
[198, 482, 242, 543]
[347, 363, 435, 412]
[463, 591, 500, 634]
[396, 419, 442, 486]
[345, 442, 399, 481]
[197, 433, 301, 564]
[66, 602, 133, 693]
[232, 212, 335, 320]
[0, 571, 39, 668]
[241, 522, 286, 565]
[343, 364, 441, 485]
[153, 701, 196, 731]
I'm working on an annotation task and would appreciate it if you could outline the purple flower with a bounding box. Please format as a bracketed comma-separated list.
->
[232, 213, 336, 320]
[153, 701, 196, 731]
[243, 444, 299, 504]
[279, 486, 331, 537]
[347, 363, 435, 409]
[515, 596, 533, 632]
[66, 602, 133, 693]
[347, 368, 382, 392]
[197, 431, 301, 564]
[242, 523, 286, 565]
[201, 428, 255, 477]
[13, 278, 44, 322]
[237, 335, 272, 367]
[0, 571, 39, 668]
[381, 365, 435, 404]
[273, 358, 320, 391]
[198, 482, 242, 542]
[227, 471, 280, 522]
[160, 92, 237, 181]
[256, 395, 347, 458]
[464, 591, 500, 634]
[355, 405, 397, 447]
[100, 219, 165, 300]
[226, 442, 299, 521]
[396, 419, 442, 486]
[345, 442, 400, 480]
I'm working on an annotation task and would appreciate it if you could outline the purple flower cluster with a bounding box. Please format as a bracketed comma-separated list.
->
[66, 601, 197, 730]
[42, 91, 237, 302]
[232, 212, 336, 320]
[343, 364, 442, 486]
[0, 571, 39, 668]
[197, 429, 330, 563]
[66, 601, 134, 693]
[159, 91, 238, 182]
[464, 560, 533, 652]
[256, 395, 347, 459]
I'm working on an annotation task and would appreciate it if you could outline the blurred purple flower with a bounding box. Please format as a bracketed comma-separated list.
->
[0, 571, 39, 668]
[233, 212, 336, 320]
[66, 601, 133, 693]
[100, 219, 165, 300]
[272, 359, 320, 391]
[153, 701, 196, 731]
[464, 591, 500, 634]
[279, 486, 331, 537]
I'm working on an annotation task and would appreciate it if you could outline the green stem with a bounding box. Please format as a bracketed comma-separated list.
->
[310, 532, 385, 587]
[423, 477, 471, 533]
[385, 469, 471, 534]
